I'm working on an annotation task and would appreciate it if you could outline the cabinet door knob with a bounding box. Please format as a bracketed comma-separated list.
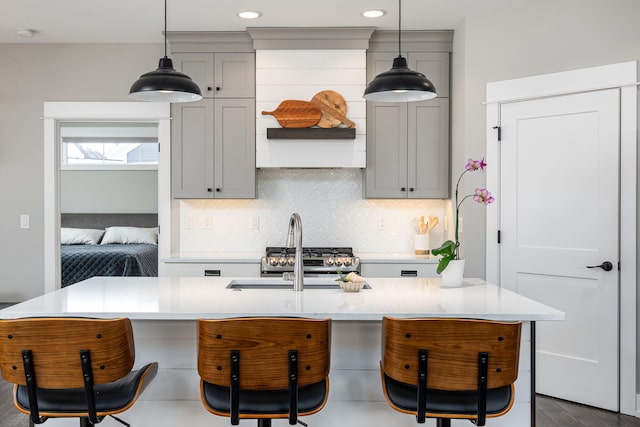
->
[409, 188, 415, 192]
[400, 187, 406, 192]
[207, 188, 213, 192]
[207, 86, 213, 91]
[215, 87, 221, 91]
[216, 188, 221, 192]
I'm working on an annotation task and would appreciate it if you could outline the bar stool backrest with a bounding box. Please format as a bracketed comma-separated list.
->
[198, 317, 331, 390]
[0, 317, 135, 388]
[382, 317, 521, 391]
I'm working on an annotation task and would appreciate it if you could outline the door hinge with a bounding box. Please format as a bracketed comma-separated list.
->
[497, 230, 501, 244]
[492, 126, 501, 141]
[158, 143, 160, 152]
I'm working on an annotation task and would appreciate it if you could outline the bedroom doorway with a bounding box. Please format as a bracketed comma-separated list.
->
[43, 102, 171, 294]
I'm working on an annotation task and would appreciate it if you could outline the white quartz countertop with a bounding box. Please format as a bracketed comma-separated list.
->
[0, 277, 564, 322]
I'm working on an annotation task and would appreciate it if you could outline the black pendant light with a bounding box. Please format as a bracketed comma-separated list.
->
[363, 0, 437, 102]
[129, 0, 202, 103]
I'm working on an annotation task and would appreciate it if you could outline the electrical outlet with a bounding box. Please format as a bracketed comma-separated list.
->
[184, 216, 194, 230]
[250, 216, 260, 230]
[377, 217, 386, 230]
[20, 214, 30, 229]
[202, 216, 213, 230]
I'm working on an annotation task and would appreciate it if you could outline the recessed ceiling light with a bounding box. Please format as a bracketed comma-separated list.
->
[237, 10, 262, 19]
[16, 28, 36, 38]
[362, 9, 387, 18]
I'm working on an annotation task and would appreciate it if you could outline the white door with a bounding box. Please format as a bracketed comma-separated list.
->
[499, 89, 620, 410]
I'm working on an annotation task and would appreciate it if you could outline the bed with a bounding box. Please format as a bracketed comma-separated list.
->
[60, 213, 159, 287]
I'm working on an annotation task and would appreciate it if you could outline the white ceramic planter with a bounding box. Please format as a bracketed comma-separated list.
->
[441, 259, 465, 287]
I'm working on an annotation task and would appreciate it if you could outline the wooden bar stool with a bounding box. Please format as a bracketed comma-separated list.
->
[380, 317, 521, 426]
[0, 317, 158, 426]
[197, 317, 331, 427]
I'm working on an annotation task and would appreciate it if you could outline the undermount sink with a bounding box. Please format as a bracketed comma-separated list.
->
[226, 279, 371, 290]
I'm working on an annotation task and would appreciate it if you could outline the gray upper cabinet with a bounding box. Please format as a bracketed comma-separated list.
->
[365, 49, 450, 199]
[172, 99, 256, 199]
[173, 53, 255, 99]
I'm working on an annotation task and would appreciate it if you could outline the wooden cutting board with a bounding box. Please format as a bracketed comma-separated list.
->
[311, 90, 356, 128]
[262, 100, 321, 128]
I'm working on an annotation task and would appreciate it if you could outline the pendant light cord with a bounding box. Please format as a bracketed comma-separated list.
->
[397, 0, 402, 57]
[164, 0, 168, 58]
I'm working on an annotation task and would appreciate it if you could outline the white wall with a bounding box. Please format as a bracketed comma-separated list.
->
[452, 0, 640, 279]
[0, 43, 163, 301]
[61, 170, 158, 213]
[452, 0, 640, 395]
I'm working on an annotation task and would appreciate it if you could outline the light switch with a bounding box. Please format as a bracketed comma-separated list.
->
[20, 214, 30, 229]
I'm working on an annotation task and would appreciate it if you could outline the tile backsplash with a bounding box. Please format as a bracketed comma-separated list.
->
[177, 169, 449, 254]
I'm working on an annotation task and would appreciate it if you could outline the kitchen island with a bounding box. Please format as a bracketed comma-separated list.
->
[0, 276, 563, 427]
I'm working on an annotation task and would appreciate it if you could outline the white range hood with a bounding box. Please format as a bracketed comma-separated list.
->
[250, 28, 372, 168]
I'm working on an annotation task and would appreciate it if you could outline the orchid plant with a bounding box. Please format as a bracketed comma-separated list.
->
[431, 158, 495, 274]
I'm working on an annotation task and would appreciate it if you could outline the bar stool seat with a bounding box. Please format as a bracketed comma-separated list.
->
[0, 317, 157, 426]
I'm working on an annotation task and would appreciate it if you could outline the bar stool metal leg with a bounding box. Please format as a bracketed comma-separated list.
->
[436, 419, 451, 427]
[257, 419, 272, 427]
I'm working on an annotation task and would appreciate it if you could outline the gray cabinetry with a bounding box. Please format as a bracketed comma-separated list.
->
[365, 51, 450, 199]
[173, 53, 255, 98]
[360, 261, 437, 278]
[172, 98, 255, 199]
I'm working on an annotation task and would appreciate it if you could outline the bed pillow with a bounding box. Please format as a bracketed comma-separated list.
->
[61, 228, 105, 245]
[100, 226, 158, 245]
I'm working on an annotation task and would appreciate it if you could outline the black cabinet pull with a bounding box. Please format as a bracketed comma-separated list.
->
[207, 188, 213, 192]
[204, 270, 221, 277]
[216, 188, 221, 192]
[401, 187, 406, 192]
[401, 270, 418, 277]
[409, 188, 414, 192]
[207, 86, 213, 91]
[216, 87, 221, 91]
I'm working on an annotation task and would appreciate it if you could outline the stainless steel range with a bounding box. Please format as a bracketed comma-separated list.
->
[261, 247, 361, 277]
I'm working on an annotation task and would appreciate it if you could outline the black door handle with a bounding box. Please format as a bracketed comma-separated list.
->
[586, 261, 613, 271]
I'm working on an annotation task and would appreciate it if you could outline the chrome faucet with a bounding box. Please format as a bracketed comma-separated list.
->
[285, 213, 304, 291]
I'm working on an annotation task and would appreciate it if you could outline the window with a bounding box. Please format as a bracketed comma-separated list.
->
[60, 122, 159, 169]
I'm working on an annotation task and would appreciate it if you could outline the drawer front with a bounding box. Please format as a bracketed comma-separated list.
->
[360, 263, 437, 278]
[161, 262, 260, 277]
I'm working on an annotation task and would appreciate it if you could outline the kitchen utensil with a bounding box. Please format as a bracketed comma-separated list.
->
[427, 216, 439, 233]
[262, 100, 321, 128]
[310, 90, 356, 128]
[418, 216, 427, 234]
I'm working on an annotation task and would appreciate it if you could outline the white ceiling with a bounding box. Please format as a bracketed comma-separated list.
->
[2, 0, 525, 43]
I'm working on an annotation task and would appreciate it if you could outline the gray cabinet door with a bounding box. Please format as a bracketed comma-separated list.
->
[365, 102, 408, 198]
[173, 53, 215, 98]
[214, 53, 255, 98]
[408, 98, 450, 198]
[365, 51, 450, 199]
[409, 52, 450, 98]
[173, 53, 255, 99]
[214, 99, 256, 198]
[171, 99, 214, 198]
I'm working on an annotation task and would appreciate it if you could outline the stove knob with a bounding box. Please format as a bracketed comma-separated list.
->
[335, 258, 344, 267]
[278, 257, 288, 266]
[343, 258, 353, 267]
[325, 257, 335, 266]
[287, 256, 295, 266]
[269, 257, 279, 266]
